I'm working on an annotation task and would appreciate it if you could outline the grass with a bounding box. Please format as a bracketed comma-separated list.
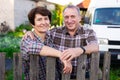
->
[5, 69, 24, 80]
[5, 70, 13, 80]
[110, 67, 120, 80]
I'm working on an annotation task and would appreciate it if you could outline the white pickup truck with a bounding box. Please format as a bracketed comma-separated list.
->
[84, 0, 120, 65]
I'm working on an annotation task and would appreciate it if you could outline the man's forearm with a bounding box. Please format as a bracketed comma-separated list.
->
[83, 43, 99, 54]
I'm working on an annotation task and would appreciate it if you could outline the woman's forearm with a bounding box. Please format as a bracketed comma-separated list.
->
[40, 46, 61, 58]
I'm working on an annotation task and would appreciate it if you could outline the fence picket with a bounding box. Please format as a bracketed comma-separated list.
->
[46, 57, 56, 80]
[103, 52, 111, 80]
[30, 54, 39, 80]
[90, 52, 100, 80]
[13, 53, 22, 80]
[76, 54, 87, 80]
[62, 73, 70, 80]
[0, 53, 5, 80]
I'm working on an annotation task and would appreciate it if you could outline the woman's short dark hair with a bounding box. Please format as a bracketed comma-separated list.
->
[28, 6, 52, 25]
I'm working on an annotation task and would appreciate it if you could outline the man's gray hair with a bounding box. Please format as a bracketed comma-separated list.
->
[63, 5, 80, 16]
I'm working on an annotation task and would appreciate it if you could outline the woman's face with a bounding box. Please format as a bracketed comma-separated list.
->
[33, 14, 50, 34]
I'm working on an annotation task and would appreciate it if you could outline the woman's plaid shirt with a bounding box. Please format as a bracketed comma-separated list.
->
[20, 32, 46, 80]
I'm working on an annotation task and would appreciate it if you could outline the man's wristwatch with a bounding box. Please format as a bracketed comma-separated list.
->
[80, 46, 86, 54]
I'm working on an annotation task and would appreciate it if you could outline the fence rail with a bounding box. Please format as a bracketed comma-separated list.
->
[0, 52, 111, 80]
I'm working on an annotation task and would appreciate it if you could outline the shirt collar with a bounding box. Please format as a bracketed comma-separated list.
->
[62, 26, 83, 36]
[32, 31, 43, 42]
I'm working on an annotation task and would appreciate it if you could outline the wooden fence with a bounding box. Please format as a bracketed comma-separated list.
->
[0, 52, 111, 80]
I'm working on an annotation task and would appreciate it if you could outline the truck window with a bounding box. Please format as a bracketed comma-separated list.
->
[93, 8, 120, 25]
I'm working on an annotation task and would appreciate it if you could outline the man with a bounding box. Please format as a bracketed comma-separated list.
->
[25, 5, 99, 79]
[46, 5, 99, 79]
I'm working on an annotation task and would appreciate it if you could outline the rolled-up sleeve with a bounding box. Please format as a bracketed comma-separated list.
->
[87, 29, 98, 44]
[21, 36, 44, 57]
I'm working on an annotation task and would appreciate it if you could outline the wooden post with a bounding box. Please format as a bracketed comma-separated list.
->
[13, 53, 22, 80]
[30, 54, 39, 80]
[102, 52, 111, 80]
[46, 57, 56, 80]
[62, 73, 70, 80]
[90, 52, 100, 80]
[76, 54, 87, 80]
[0, 53, 5, 80]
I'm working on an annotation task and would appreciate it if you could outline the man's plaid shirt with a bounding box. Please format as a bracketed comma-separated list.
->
[46, 26, 98, 78]
[21, 32, 46, 80]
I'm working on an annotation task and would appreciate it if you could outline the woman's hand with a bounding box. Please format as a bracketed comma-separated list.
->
[62, 60, 72, 74]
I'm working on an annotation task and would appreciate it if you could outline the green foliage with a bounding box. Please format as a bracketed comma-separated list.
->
[110, 68, 120, 80]
[8, 24, 32, 37]
[0, 24, 32, 58]
[51, 4, 64, 26]
[0, 34, 21, 58]
[15, 24, 32, 32]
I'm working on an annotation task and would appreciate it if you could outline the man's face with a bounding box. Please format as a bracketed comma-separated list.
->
[63, 8, 81, 31]
[33, 14, 50, 34]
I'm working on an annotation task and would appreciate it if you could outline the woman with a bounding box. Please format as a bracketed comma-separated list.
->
[21, 7, 72, 80]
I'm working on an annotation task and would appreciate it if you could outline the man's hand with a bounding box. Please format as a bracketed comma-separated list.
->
[22, 31, 35, 40]
[62, 60, 72, 74]
[61, 48, 83, 61]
